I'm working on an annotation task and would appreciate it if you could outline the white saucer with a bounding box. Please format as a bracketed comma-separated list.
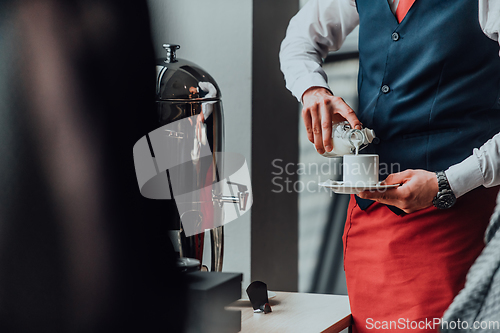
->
[319, 180, 400, 194]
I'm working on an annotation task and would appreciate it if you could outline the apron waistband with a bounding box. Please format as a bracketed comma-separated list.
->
[354, 195, 405, 216]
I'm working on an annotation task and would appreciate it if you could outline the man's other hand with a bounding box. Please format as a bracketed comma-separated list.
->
[301, 87, 362, 154]
[358, 169, 439, 214]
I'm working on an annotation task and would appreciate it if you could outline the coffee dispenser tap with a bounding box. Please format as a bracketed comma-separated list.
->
[213, 181, 249, 211]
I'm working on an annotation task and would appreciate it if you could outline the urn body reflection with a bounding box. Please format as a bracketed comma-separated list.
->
[156, 44, 226, 271]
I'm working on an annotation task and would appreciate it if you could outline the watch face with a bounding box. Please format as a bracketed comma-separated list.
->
[436, 193, 456, 209]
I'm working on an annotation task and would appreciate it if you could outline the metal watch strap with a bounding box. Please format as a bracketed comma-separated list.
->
[436, 171, 449, 190]
[433, 171, 456, 209]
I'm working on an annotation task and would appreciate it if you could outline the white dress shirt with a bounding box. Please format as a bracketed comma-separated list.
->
[279, 0, 500, 198]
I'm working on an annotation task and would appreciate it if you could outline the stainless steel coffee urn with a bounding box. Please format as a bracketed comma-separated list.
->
[156, 44, 247, 272]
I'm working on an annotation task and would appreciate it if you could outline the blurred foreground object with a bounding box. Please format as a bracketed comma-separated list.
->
[442, 191, 500, 332]
[0, 0, 185, 331]
[185, 272, 242, 333]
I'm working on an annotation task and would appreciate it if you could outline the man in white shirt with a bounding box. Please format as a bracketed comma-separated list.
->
[281, 0, 500, 211]
[280, 0, 500, 332]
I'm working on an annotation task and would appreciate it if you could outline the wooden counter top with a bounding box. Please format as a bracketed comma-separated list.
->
[227, 292, 351, 333]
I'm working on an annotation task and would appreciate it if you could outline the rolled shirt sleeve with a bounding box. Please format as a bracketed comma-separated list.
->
[279, 0, 359, 102]
[479, 0, 500, 53]
[446, 1, 500, 197]
[446, 133, 500, 198]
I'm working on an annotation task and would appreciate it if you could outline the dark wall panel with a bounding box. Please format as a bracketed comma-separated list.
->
[251, 0, 300, 291]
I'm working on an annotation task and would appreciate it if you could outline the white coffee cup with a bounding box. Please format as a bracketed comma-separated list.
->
[343, 154, 379, 187]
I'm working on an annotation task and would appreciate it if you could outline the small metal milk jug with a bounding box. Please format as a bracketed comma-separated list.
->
[320, 121, 376, 157]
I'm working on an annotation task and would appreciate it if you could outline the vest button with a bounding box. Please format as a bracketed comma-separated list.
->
[392, 32, 400, 41]
[381, 85, 390, 93]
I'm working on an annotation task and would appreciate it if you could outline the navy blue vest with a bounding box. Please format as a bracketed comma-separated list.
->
[356, 0, 500, 177]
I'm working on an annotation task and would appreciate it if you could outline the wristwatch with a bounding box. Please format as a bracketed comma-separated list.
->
[432, 171, 456, 209]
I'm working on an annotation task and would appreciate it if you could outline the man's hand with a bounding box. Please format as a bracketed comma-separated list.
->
[301, 87, 362, 154]
[358, 169, 439, 214]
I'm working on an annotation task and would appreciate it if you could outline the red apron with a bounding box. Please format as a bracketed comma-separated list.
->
[343, 186, 499, 333]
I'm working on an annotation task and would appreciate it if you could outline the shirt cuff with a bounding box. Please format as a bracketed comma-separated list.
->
[289, 72, 331, 102]
[445, 155, 485, 198]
